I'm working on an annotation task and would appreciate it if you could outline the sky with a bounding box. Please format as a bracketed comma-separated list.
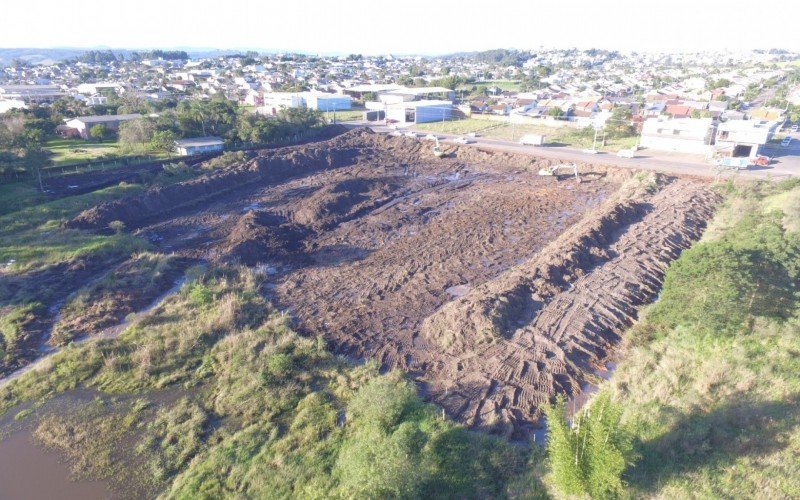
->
[1, 0, 799, 55]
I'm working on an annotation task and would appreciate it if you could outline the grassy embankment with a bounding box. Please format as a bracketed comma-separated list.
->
[597, 178, 800, 498]
[0, 266, 540, 498]
[0, 159, 232, 372]
[414, 118, 638, 151]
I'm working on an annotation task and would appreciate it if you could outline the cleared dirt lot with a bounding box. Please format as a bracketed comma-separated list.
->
[67, 129, 718, 435]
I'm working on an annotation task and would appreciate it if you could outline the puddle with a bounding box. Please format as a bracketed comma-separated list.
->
[0, 430, 113, 500]
[445, 284, 471, 297]
[565, 361, 617, 418]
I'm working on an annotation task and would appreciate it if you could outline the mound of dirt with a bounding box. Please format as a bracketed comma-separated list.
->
[223, 211, 308, 266]
[66, 129, 378, 231]
[292, 178, 399, 230]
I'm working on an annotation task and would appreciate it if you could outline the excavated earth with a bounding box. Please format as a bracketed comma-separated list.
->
[68, 129, 718, 436]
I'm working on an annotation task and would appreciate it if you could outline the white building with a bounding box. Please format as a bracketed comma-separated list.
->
[174, 137, 224, 156]
[301, 92, 351, 111]
[639, 117, 715, 155]
[385, 100, 453, 124]
[714, 120, 776, 159]
[0, 85, 65, 104]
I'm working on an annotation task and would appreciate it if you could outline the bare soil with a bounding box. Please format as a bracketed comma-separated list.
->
[65, 129, 718, 435]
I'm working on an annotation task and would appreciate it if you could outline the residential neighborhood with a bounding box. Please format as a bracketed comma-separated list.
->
[1, 47, 798, 165]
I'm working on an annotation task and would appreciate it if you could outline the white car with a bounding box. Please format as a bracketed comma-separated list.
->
[389, 130, 403, 137]
[582, 148, 599, 154]
[424, 134, 438, 141]
[454, 137, 473, 144]
[782, 137, 792, 147]
[403, 131, 418, 138]
[791, 124, 798, 132]
[617, 149, 635, 158]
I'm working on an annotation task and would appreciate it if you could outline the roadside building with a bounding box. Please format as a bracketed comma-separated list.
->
[385, 100, 452, 124]
[639, 117, 715, 155]
[259, 92, 305, 115]
[714, 120, 776, 159]
[63, 113, 142, 139]
[174, 137, 224, 156]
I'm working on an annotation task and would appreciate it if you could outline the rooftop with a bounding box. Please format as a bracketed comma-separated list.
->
[175, 136, 224, 147]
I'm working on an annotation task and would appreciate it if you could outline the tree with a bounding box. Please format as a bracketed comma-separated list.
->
[544, 393, 635, 499]
[118, 118, 155, 152]
[89, 124, 108, 142]
[150, 130, 177, 157]
[547, 107, 563, 118]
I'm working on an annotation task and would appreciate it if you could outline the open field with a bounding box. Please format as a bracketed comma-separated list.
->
[45, 138, 121, 165]
[324, 108, 365, 122]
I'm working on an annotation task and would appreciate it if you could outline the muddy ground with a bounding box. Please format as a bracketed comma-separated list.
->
[63, 129, 717, 435]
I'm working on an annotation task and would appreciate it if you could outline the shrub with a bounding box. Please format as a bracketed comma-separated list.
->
[544, 393, 635, 498]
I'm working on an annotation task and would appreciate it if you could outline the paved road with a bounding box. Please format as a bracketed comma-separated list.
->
[345, 122, 800, 180]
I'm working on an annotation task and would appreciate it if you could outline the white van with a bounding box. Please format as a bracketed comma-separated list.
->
[617, 149, 635, 158]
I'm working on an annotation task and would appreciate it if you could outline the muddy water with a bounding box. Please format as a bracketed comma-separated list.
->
[0, 430, 112, 499]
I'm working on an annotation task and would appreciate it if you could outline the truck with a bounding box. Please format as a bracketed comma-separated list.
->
[519, 134, 544, 146]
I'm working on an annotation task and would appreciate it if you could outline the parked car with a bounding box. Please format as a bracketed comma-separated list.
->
[389, 130, 403, 137]
[791, 124, 799, 132]
[782, 137, 792, 147]
[454, 137, 473, 144]
[617, 149, 635, 158]
[582, 148, 599, 154]
[424, 134, 438, 141]
[403, 131, 418, 138]
[519, 134, 544, 146]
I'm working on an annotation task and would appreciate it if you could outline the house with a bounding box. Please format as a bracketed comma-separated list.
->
[639, 117, 714, 155]
[63, 114, 142, 139]
[174, 137, 224, 156]
[714, 120, 776, 159]
[664, 104, 693, 118]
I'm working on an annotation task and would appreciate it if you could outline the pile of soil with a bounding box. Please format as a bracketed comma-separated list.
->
[223, 211, 308, 266]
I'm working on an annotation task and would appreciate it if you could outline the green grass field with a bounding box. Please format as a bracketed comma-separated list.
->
[46, 138, 121, 165]
[324, 108, 365, 123]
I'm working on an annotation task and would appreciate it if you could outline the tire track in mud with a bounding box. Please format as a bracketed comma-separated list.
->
[419, 179, 718, 434]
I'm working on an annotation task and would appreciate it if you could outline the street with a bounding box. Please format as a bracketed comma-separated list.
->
[347, 122, 800, 180]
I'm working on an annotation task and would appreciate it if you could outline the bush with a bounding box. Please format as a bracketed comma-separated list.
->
[544, 393, 635, 498]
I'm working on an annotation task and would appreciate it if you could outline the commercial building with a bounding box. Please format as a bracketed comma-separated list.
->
[385, 100, 453, 124]
[302, 92, 352, 111]
[174, 137, 224, 156]
[639, 117, 715, 155]
[0, 85, 65, 104]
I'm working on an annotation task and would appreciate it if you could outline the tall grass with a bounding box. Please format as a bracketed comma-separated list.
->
[604, 180, 800, 498]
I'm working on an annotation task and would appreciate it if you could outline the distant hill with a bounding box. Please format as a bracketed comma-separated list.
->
[0, 47, 262, 66]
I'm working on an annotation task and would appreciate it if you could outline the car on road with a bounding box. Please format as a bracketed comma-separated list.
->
[454, 137, 473, 144]
[782, 137, 792, 147]
[403, 131, 418, 138]
[582, 148, 599, 154]
[389, 130, 403, 137]
[424, 134, 438, 141]
[791, 124, 799, 132]
[617, 149, 635, 158]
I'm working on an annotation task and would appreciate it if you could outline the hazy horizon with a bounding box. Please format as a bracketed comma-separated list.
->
[2, 0, 799, 55]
